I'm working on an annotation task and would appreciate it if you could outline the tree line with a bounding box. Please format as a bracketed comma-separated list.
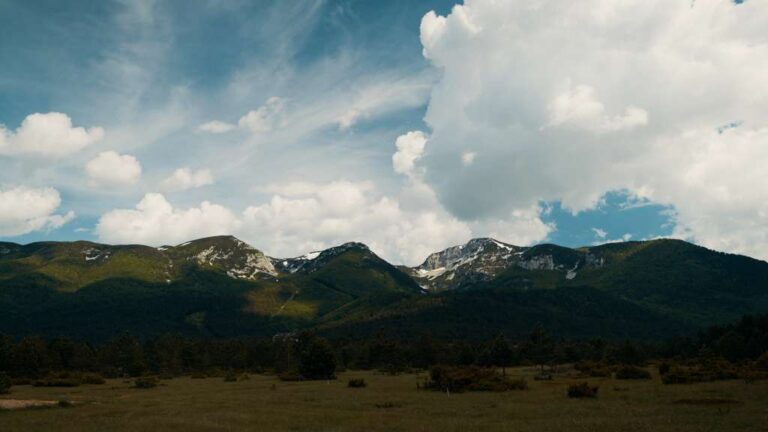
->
[1, 314, 766, 380]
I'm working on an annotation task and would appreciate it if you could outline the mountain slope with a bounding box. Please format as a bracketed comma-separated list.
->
[1, 236, 767, 340]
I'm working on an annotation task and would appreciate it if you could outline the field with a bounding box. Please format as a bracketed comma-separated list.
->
[1, 367, 767, 432]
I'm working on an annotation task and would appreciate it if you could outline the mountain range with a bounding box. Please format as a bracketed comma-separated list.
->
[2, 235, 767, 341]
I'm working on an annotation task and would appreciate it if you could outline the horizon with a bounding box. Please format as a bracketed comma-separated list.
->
[2, 0, 765, 267]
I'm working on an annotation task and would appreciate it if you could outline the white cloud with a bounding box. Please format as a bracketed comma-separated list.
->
[547, 84, 648, 133]
[418, 0, 768, 259]
[0, 186, 75, 236]
[392, 131, 428, 177]
[96, 193, 241, 245]
[336, 108, 369, 131]
[160, 167, 214, 192]
[197, 120, 236, 134]
[85, 151, 142, 185]
[0, 112, 104, 157]
[93, 182, 470, 265]
[592, 227, 608, 240]
[461, 151, 476, 166]
[242, 180, 471, 265]
[237, 97, 286, 133]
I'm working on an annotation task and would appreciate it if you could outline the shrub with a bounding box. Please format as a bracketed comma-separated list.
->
[58, 399, 74, 408]
[424, 366, 527, 393]
[224, 371, 238, 382]
[11, 377, 31, 386]
[755, 352, 768, 371]
[347, 378, 367, 388]
[658, 362, 672, 376]
[575, 362, 612, 377]
[298, 337, 337, 380]
[0, 372, 11, 394]
[33, 373, 81, 388]
[278, 371, 304, 382]
[567, 382, 599, 398]
[134, 376, 159, 389]
[615, 365, 652, 380]
[81, 373, 106, 385]
[661, 361, 740, 385]
[190, 372, 207, 379]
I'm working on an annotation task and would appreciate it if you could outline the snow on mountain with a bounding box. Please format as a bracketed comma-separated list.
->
[409, 238, 606, 290]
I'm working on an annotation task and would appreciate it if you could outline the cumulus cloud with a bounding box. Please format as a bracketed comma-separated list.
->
[547, 84, 648, 133]
[94, 182, 469, 265]
[0, 112, 104, 157]
[418, 0, 768, 259]
[241, 180, 471, 265]
[160, 167, 214, 192]
[237, 97, 286, 133]
[197, 120, 236, 134]
[197, 97, 287, 136]
[0, 186, 75, 236]
[96, 193, 241, 245]
[392, 131, 428, 177]
[85, 151, 142, 185]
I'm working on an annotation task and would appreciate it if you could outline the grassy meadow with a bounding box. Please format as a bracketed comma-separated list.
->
[2, 367, 767, 432]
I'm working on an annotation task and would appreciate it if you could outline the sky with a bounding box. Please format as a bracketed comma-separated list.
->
[0, 0, 765, 266]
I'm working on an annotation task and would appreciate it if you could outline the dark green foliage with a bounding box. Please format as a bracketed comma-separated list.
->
[615, 365, 652, 380]
[134, 376, 159, 389]
[81, 373, 106, 384]
[425, 366, 528, 393]
[33, 371, 86, 387]
[2, 237, 768, 343]
[658, 362, 671, 376]
[0, 371, 11, 394]
[347, 378, 366, 388]
[575, 362, 612, 378]
[479, 334, 515, 374]
[297, 335, 336, 380]
[660, 360, 740, 384]
[567, 382, 599, 398]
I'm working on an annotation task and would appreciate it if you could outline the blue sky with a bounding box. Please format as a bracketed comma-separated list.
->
[1, 0, 763, 264]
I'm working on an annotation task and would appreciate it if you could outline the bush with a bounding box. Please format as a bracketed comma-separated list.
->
[567, 382, 599, 398]
[33, 373, 81, 388]
[575, 362, 612, 377]
[298, 337, 337, 380]
[82, 373, 106, 385]
[278, 371, 304, 382]
[615, 365, 652, 380]
[190, 372, 207, 379]
[348, 378, 367, 388]
[661, 360, 740, 385]
[224, 371, 238, 382]
[134, 376, 159, 389]
[658, 362, 671, 376]
[424, 366, 527, 393]
[755, 352, 768, 371]
[0, 372, 11, 394]
[58, 399, 74, 408]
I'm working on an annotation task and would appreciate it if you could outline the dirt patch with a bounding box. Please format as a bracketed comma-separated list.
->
[672, 398, 743, 406]
[0, 399, 58, 410]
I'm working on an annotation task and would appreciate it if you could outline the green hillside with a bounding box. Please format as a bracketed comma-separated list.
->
[1, 236, 767, 341]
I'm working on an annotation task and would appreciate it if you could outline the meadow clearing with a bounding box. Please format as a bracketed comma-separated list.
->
[1, 367, 767, 432]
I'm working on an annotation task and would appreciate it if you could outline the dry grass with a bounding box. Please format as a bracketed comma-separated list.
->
[1, 367, 767, 431]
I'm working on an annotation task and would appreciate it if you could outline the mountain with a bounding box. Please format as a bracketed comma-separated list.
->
[406, 238, 604, 291]
[1, 236, 767, 341]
